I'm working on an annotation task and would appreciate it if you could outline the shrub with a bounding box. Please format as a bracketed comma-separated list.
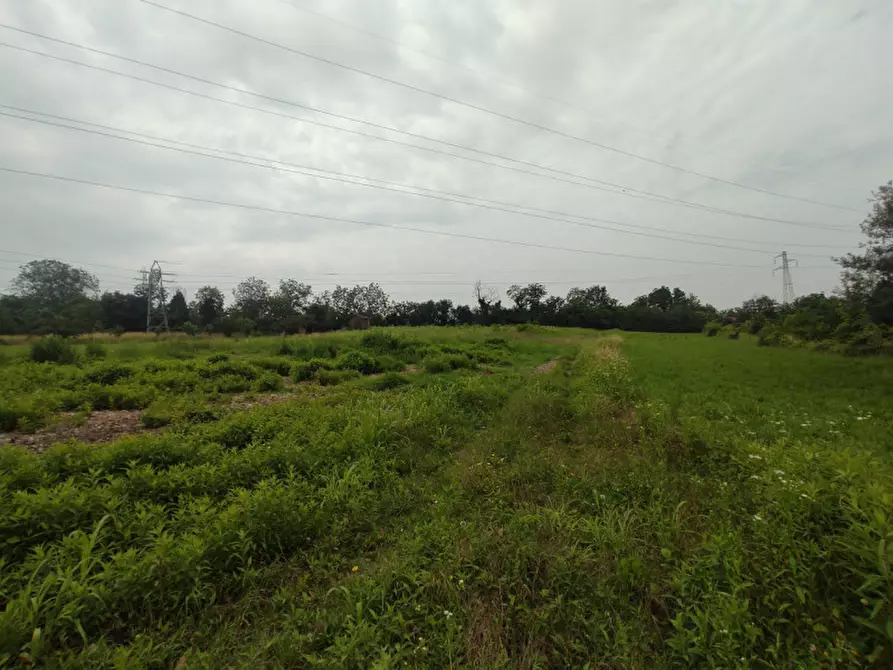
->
[360, 330, 403, 352]
[704, 322, 722, 337]
[0, 399, 47, 432]
[746, 315, 767, 334]
[254, 373, 283, 392]
[483, 337, 510, 349]
[84, 363, 134, 385]
[315, 369, 361, 386]
[423, 353, 474, 374]
[84, 383, 156, 411]
[363, 372, 410, 391]
[277, 340, 294, 356]
[199, 361, 258, 380]
[181, 321, 199, 337]
[30, 336, 76, 364]
[757, 324, 783, 347]
[140, 403, 173, 428]
[467, 346, 510, 366]
[84, 340, 107, 360]
[334, 350, 381, 375]
[728, 331, 740, 340]
[251, 358, 292, 376]
[208, 353, 230, 364]
[213, 374, 252, 393]
[292, 358, 332, 382]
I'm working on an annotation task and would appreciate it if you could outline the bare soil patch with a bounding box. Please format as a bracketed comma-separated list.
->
[534, 358, 559, 374]
[0, 410, 150, 454]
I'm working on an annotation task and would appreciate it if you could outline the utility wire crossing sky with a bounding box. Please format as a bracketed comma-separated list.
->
[0, 0, 889, 305]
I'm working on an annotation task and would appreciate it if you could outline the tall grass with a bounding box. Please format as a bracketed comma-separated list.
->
[1, 329, 891, 666]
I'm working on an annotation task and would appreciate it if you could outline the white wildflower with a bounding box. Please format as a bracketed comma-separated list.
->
[443, 609, 453, 619]
[748, 454, 762, 460]
[753, 514, 764, 522]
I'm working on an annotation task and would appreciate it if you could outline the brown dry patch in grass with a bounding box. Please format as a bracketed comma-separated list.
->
[533, 358, 559, 374]
[228, 392, 295, 411]
[0, 410, 152, 454]
[463, 595, 508, 667]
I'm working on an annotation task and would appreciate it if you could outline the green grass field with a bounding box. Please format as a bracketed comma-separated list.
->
[1, 328, 892, 668]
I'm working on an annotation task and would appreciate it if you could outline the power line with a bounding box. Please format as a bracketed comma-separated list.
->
[0, 32, 855, 231]
[0, 255, 837, 290]
[275, 0, 854, 199]
[139, 0, 858, 213]
[0, 165, 778, 268]
[2, 104, 851, 250]
[0, 108, 846, 258]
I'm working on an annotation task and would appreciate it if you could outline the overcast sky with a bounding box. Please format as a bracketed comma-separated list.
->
[1, 0, 890, 308]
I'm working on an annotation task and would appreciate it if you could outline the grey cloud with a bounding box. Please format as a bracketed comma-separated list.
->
[1, 0, 889, 307]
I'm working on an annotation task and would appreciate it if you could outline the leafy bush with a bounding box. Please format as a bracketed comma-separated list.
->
[84, 363, 134, 385]
[703, 322, 722, 337]
[757, 324, 783, 347]
[208, 353, 230, 364]
[213, 374, 252, 393]
[745, 314, 766, 334]
[483, 337, 510, 349]
[0, 399, 47, 432]
[181, 321, 199, 337]
[199, 360, 258, 380]
[30, 336, 76, 364]
[728, 331, 740, 340]
[254, 373, 283, 392]
[277, 340, 294, 356]
[363, 371, 410, 391]
[422, 353, 474, 374]
[334, 350, 381, 375]
[84, 340, 107, 360]
[467, 346, 510, 366]
[314, 369, 361, 386]
[251, 358, 292, 376]
[84, 383, 156, 411]
[140, 403, 173, 428]
[360, 330, 403, 352]
[292, 358, 332, 382]
[291, 340, 338, 360]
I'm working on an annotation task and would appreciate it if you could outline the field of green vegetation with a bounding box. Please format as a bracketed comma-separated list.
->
[1, 327, 892, 668]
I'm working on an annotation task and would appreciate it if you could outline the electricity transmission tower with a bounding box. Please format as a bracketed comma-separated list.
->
[774, 251, 798, 305]
[136, 260, 176, 332]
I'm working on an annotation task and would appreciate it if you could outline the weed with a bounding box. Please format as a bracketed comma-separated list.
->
[254, 373, 283, 392]
[362, 371, 411, 391]
[30, 336, 76, 364]
[315, 369, 361, 386]
[83, 340, 107, 360]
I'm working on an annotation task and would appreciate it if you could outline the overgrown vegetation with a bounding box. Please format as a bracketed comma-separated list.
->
[1, 327, 892, 667]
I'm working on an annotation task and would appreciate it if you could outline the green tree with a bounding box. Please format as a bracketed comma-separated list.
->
[232, 277, 271, 325]
[565, 285, 617, 310]
[100, 292, 146, 331]
[190, 286, 225, 327]
[507, 283, 547, 320]
[7, 260, 100, 334]
[838, 180, 893, 324]
[167, 290, 190, 329]
[10, 259, 99, 307]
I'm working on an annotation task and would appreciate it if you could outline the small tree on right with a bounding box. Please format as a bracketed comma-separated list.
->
[837, 181, 893, 325]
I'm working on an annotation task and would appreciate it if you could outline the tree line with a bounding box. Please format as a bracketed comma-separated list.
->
[2, 181, 891, 347]
[0, 263, 716, 336]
